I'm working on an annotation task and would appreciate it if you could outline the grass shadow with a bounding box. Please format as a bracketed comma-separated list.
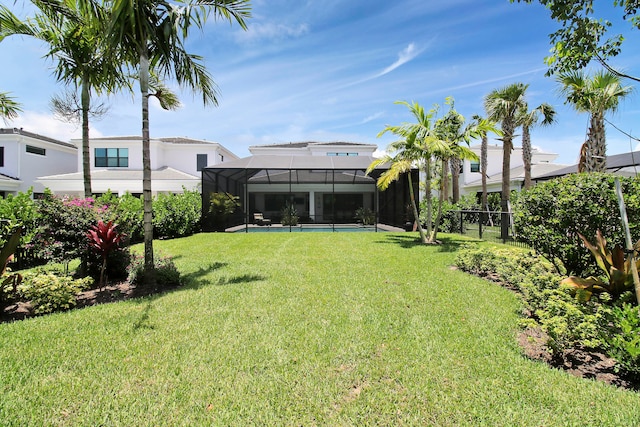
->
[215, 274, 267, 286]
[374, 234, 425, 249]
[181, 262, 227, 289]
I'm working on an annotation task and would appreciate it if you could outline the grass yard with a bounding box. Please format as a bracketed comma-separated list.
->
[1, 232, 639, 426]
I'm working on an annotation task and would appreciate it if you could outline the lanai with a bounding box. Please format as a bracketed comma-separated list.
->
[201, 155, 417, 231]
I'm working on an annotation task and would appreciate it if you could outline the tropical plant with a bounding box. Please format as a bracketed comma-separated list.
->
[471, 115, 501, 212]
[281, 202, 299, 226]
[557, 70, 632, 172]
[107, 0, 251, 285]
[0, 0, 127, 197]
[518, 103, 556, 189]
[484, 82, 530, 239]
[354, 207, 375, 225]
[370, 101, 450, 243]
[0, 91, 21, 122]
[561, 230, 639, 302]
[87, 220, 124, 289]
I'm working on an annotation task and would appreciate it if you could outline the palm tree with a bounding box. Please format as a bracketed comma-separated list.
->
[471, 115, 501, 212]
[518, 103, 556, 189]
[0, 0, 126, 198]
[369, 101, 448, 244]
[557, 70, 633, 172]
[0, 92, 21, 123]
[484, 82, 529, 240]
[107, 0, 250, 284]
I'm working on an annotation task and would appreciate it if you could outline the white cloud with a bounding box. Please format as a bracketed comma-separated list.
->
[6, 110, 106, 143]
[236, 22, 310, 43]
[375, 43, 422, 78]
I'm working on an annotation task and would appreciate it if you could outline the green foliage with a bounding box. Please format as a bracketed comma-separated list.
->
[281, 202, 299, 226]
[208, 192, 239, 230]
[604, 303, 640, 375]
[113, 192, 144, 243]
[18, 272, 93, 315]
[354, 207, 375, 225]
[561, 231, 639, 302]
[33, 191, 100, 267]
[1, 227, 23, 304]
[455, 244, 611, 352]
[0, 188, 40, 264]
[421, 194, 479, 233]
[513, 173, 640, 275]
[127, 253, 181, 287]
[153, 189, 202, 239]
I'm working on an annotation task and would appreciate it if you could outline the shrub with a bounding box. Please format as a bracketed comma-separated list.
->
[95, 191, 144, 244]
[281, 202, 299, 226]
[455, 244, 610, 352]
[0, 188, 41, 267]
[127, 254, 181, 288]
[513, 173, 640, 276]
[604, 303, 640, 375]
[355, 207, 375, 225]
[87, 220, 126, 288]
[33, 191, 100, 268]
[18, 272, 93, 315]
[153, 189, 202, 239]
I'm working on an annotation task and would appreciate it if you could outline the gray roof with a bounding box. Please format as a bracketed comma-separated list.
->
[535, 151, 640, 181]
[38, 166, 198, 181]
[91, 136, 219, 145]
[0, 128, 76, 149]
[465, 163, 570, 187]
[249, 141, 377, 149]
[205, 154, 386, 171]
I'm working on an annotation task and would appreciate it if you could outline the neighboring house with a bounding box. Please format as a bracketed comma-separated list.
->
[459, 143, 568, 201]
[202, 141, 416, 230]
[38, 136, 238, 196]
[534, 150, 640, 182]
[0, 128, 77, 197]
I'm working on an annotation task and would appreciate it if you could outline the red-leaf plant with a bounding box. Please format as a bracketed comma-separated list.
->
[87, 220, 124, 290]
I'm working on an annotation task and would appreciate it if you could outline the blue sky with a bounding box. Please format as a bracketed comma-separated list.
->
[1, 0, 639, 164]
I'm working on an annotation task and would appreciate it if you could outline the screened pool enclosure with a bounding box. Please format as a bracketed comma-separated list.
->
[201, 155, 418, 232]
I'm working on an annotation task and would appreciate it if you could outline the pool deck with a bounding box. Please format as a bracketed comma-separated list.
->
[225, 223, 406, 232]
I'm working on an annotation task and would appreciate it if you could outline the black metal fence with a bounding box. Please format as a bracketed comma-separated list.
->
[447, 209, 527, 247]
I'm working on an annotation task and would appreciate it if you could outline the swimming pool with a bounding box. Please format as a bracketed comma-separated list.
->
[233, 225, 380, 232]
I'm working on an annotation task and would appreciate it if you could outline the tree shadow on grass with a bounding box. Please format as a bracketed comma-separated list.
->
[374, 234, 425, 249]
[181, 262, 227, 289]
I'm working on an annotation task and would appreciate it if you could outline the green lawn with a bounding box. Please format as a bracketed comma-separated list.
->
[1, 232, 639, 426]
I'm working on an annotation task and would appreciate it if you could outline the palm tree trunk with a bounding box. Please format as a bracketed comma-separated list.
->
[140, 52, 155, 286]
[522, 124, 532, 189]
[450, 157, 460, 203]
[429, 170, 445, 243]
[501, 120, 514, 240]
[408, 172, 427, 244]
[81, 74, 92, 198]
[424, 157, 433, 237]
[590, 113, 607, 173]
[481, 134, 488, 210]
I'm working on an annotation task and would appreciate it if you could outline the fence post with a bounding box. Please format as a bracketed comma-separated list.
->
[479, 211, 484, 239]
[459, 211, 464, 235]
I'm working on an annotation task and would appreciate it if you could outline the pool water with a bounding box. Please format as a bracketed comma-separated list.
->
[234, 225, 379, 232]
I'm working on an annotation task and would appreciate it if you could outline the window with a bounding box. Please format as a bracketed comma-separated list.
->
[197, 154, 208, 171]
[0, 146, 4, 166]
[26, 145, 46, 156]
[470, 161, 480, 173]
[327, 152, 358, 157]
[95, 148, 128, 167]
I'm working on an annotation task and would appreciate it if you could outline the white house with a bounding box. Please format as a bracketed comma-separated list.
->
[0, 128, 77, 197]
[38, 135, 238, 196]
[202, 141, 415, 229]
[459, 143, 568, 200]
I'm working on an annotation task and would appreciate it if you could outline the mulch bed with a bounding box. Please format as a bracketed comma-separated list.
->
[1, 281, 178, 324]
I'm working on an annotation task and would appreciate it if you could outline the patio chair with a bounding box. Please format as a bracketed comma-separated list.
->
[254, 212, 272, 226]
